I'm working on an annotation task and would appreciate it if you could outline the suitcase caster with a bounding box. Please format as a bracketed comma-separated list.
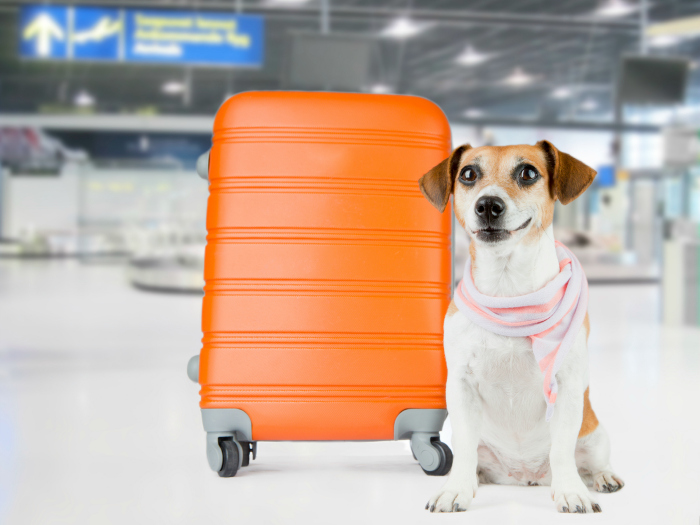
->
[203, 410, 255, 477]
[410, 433, 453, 476]
[421, 440, 452, 476]
[218, 438, 241, 478]
[208, 434, 258, 477]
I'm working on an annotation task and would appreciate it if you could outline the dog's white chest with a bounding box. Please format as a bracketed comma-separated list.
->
[445, 313, 546, 420]
[444, 311, 553, 482]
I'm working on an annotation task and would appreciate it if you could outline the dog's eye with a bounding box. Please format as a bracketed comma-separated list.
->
[519, 167, 539, 183]
[459, 167, 477, 184]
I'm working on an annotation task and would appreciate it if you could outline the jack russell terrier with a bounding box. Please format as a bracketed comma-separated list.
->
[418, 141, 624, 514]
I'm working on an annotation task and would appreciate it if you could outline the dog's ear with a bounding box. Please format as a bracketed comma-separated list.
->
[536, 140, 596, 205]
[418, 144, 471, 212]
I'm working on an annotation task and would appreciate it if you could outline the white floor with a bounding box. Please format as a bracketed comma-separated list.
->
[0, 259, 698, 525]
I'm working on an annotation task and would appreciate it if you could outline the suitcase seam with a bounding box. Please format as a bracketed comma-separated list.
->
[202, 344, 444, 348]
[205, 242, 449, 248]
[215, 126, 446, 137]
[202, 334, 442, 339]
[201, 400, 446, 404]
[210, 190, 424, 195]
[212, 139, 446, 150]
[214, 128, 447, 139]
[202, 385, 444, 397]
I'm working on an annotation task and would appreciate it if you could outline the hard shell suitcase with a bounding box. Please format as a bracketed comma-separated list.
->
[188, 91, 453, 477]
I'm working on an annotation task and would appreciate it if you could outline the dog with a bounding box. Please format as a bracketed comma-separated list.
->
[418, 141, 624, 514]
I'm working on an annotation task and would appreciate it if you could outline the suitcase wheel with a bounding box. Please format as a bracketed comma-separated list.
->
[218, 439, 241, 478]
[421, 440, 453, 477]
[411, 433, 453, 476]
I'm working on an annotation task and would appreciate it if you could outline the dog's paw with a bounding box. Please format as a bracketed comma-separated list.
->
[552, 479, 601, 514]
[593, 471, 624, 494]
[425, 483, 476, 513]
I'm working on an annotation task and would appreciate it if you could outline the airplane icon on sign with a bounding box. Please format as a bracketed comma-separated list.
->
[22, 12, 65, 57]
[73, 16, 122, 44]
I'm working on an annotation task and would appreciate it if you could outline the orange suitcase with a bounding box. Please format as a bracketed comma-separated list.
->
[187, 91, 453, 477]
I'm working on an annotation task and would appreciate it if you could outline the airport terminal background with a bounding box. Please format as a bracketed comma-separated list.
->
[1, 1, 699, 524]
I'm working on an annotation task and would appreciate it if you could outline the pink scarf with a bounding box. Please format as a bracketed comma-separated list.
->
[454, 241, 588, 421]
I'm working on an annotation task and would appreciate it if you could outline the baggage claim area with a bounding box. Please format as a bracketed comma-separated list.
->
[0, 1, 698, 524]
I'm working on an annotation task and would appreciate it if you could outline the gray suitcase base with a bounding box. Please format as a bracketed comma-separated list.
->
[190, 353, 451, 478]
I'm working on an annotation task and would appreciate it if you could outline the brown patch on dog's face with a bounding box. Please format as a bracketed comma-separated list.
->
[419, 142, 595, 248]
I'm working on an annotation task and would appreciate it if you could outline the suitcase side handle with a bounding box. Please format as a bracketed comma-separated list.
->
[187, 355, 199, 382]
[196, 150, 210, 181]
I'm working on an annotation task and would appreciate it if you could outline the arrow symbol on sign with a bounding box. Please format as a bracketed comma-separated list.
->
[23, 13, 65, 57]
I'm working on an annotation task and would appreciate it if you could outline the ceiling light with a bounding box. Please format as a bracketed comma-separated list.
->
[504, 68, 533, 86]
[551, 87, 573, 99]
[463, 108, 485, 118]
[73, 90, 95, 107]
[646, 14, 700, 41]
[265, 0, 311, 4]
[595, 0, 637, 18]
[455, 46, 489, 66]
[162, 81, 186, 95]
[380, 18, 428, 39]
[580, 98, 598, 111]
[648, 35, 683, 48]
[369, 83, 393, 94]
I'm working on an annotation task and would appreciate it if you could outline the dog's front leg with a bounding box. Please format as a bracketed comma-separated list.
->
[549, 375, 601, 514]
[426, 368, 481, 513]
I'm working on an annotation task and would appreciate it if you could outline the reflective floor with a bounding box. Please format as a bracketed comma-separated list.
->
[0, 260, 698, 524]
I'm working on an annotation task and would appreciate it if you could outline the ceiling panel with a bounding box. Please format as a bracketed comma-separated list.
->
[0, 0, 697, 124]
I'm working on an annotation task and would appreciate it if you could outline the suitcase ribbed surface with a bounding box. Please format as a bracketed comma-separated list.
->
[200, 92, 451, 440]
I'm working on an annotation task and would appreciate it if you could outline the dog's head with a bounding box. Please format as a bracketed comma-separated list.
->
[419, 141, 596, 248]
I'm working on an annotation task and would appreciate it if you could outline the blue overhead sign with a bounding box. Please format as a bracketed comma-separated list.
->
[19, 5, 264, 67]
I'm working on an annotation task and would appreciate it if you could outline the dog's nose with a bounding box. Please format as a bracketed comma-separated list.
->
[475, 196, 506, 220]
